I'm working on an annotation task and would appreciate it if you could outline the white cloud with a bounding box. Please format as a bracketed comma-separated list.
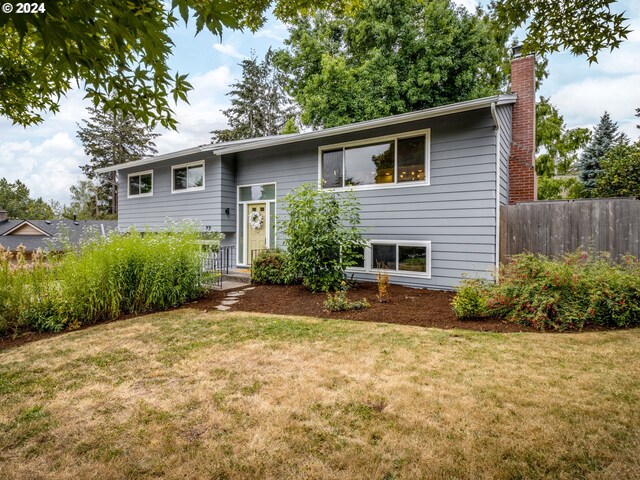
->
[212, 43, 246, 60]
[155, 66, 234, 152]
[550, 74, 640, 139]
[0, 133, 85, 204]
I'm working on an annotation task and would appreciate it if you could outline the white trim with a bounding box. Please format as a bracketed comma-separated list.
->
[2, 220, 50, 236]
[126, 170, 154, 198]
[318, 129, 431, 191]
[171, 160, 205, 194]
[95, 94, 517, 173]
[236, 182, 277, 267]
[347, 240, 432, 279]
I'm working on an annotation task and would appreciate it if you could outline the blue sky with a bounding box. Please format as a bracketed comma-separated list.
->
[1, 0, 639, 205]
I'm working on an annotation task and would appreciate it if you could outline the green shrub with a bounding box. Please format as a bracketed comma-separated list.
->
[251, 249, 294, 285]
[451, 250, 640, 331]
[280, 183, 366, 292]
[323, 281, 370, 312]
[450, 279, 489, 318]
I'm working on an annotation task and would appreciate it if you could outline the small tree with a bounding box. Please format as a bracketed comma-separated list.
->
[594, 142, 640, 198]
[280, 183, 365, 292]
[577, 111, 626, 195]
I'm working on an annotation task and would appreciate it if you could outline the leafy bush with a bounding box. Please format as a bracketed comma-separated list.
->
[280, 183, 366, 292]
[0, 225, 207, 338]
[450, 279, 489, 318]
[451, 250, 640, 331]
[251, 249, 294, 285]
[594, 142, 640, 197]
[323, 282, 370, 312]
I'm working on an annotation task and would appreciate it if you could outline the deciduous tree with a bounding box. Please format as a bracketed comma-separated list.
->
[594, 142, 640, 198]
[275, 0, 511, 128]
[0, 0, 358, 128]
[492, 0, 631, 63]
[0, 178, 53, 219]
[535, 97, 591, 178]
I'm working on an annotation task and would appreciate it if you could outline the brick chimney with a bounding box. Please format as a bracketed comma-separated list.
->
[0, 209, 7, 223]
[509, 48, 537, 203]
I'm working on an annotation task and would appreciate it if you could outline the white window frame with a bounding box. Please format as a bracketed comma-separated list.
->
[127, 170, 154, 198]
[171, 160, 205, 194]
[347, 240, 432, 278]
[318, 129, 431, 191]
[236, 182, 277, 267]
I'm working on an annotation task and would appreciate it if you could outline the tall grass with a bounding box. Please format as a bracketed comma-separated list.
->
[0, 225, 209, 338]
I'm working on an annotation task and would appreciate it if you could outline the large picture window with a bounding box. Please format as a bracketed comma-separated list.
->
[128, 171, 153, 197]
[320, 130, 429, 189]
[172, 161, 204, 192]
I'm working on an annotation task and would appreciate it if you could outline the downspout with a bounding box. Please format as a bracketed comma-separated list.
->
[490, 102, 501, 281]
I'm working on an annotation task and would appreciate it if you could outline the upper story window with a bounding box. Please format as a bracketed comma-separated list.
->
[172, 161, 205, 193]
[128, 171, 153, 197]
[320, 129, 430, 189]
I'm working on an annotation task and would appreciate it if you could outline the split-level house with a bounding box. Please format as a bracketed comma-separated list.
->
[97, 53, 537, 290]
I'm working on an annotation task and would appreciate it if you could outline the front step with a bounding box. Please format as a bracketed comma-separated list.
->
[220, 272, 252, 284]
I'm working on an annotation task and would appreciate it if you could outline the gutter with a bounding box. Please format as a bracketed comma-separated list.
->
[490, 102, 502, 279]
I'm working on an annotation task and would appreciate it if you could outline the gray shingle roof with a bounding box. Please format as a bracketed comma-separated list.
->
[0, 219, 118, 252]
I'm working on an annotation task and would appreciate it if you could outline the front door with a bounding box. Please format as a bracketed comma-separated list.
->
[247, 202, 267, 265]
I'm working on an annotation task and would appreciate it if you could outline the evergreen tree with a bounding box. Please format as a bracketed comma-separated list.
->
[77, 107, 159, 216]
[211, 49, 296, 143]
[577, 112, 626, 194]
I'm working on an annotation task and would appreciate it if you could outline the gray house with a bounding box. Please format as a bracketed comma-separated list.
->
[97, 54, 536, 290]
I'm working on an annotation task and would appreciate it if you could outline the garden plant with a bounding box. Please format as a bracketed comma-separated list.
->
[0, 224, 209, 338]
[452, 250, 640, 330]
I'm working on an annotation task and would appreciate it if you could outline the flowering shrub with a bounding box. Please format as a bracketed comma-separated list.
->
[452, 250, 640, 331]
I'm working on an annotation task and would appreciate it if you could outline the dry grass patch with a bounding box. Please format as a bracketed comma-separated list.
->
[0, 310, 639, 479]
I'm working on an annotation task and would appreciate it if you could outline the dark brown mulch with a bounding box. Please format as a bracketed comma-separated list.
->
[194, 283, 535, 333]
[0, 283, 534, 352]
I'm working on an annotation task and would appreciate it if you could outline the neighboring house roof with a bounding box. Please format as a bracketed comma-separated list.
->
[0, 219, 118, 252]
[96, 94, 517, 174]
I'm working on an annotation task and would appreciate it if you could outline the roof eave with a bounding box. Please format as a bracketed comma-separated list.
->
[215, 94, 516, 155]
[95, 94, 516, 172]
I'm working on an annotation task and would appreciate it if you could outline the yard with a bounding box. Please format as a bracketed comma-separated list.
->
[1, 309, 638, 479]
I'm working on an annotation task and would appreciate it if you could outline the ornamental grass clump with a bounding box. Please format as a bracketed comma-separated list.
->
[0, 225, 207, 338]
[56, 226, 204, 328]
[451, 250, 640, 331]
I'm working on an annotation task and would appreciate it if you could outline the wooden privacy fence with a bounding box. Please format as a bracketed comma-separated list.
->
[500, 198, 640, 262]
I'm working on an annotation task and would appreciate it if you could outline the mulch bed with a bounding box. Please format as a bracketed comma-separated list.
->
[194, 282, 535, 333]
[0, 282, 536, 351]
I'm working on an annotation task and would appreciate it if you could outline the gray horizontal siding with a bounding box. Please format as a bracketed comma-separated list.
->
[118, 152, 233, 234]
[233, 108, 502, 289]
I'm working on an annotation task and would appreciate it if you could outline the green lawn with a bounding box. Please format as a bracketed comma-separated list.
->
[1, 309, 639, 479]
